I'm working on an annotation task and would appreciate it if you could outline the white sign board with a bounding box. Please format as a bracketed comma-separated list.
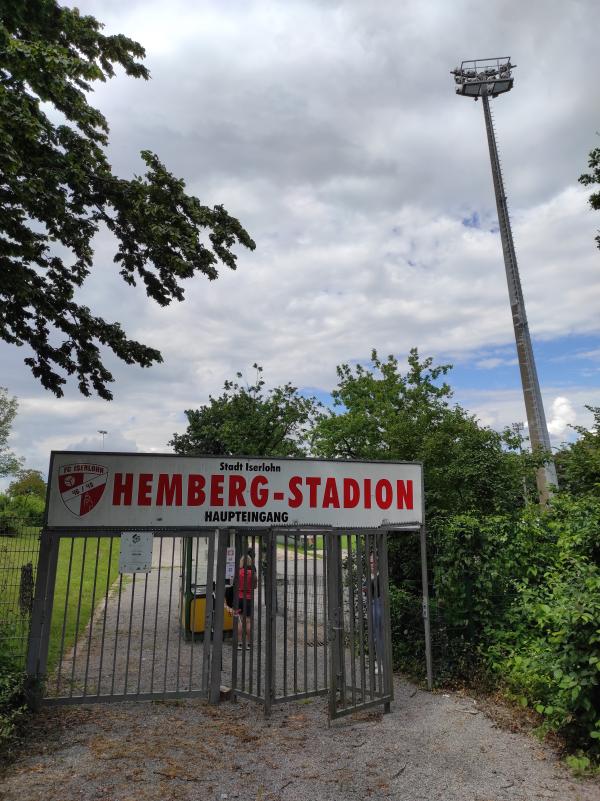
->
[225, 546, 236, 579]
[119, 531, 153, 573]
[46, 452, 423, 529]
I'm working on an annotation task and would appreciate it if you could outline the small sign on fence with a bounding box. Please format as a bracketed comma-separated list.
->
[225, 546, 235, 579]
[119, 531, 153, 573]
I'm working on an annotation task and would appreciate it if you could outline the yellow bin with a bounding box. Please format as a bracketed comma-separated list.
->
[186, 590, 234, 637]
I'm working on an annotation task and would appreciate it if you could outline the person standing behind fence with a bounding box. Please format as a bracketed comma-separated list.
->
[237, 554, 257, 649]
[369, 552, 384, 673]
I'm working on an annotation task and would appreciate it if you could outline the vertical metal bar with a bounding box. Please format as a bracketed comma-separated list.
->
[249, 534, 256, 695]
[313, 535, 318, 692]
[201, 532, 216, 694]
[56, 538, 75, 696]
[336, 533, 346, 710]
[379, 530, 394, 709]
[256, 533, 263, 698]
[231, 531, 241, 699]
[209, 528, 229, 703]
[69, 537, 88, 696]
[136, 570, 150, 695]
[83, 537, 101, 697]
[110, 574, 124, 696]
[149, 536, 164, 694]
[283, 533, 288, 696]
[123, 573, 137, 695]
[346, 533, 356, 706]
[96, 536, 115, 696]
[420, 524, 434, 690]
[323, 535, 328, 688]
[240, 533, 247, 691]
[264, 530, 275, 716]
[303, 534, 308, 693]
[356, 533, 366, 703]
[188, 535, 201, 692]
[326, 534, 339, 721]
[375, 534, 383, 698]
[175, 537, 184, 693]
[293, 534, 298, 694]
[162, 538, 177, 695]
[364, 533, 376, 701]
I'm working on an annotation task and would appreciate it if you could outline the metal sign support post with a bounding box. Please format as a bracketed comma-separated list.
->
[419, 524, 433, 691]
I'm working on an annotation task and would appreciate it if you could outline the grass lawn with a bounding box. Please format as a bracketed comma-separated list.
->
[0, 532, 121, 674]
[48, 537, 120, 672]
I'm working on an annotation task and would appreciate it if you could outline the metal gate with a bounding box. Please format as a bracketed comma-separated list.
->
[326, 530, 393, 719]
[27, 526, 431, 720]
[27, 531, 226, 704]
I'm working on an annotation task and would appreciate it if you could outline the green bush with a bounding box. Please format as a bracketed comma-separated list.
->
[485, 495, 600, 758]
[0, 492, 45, 528]
[388, 494, 600, 760]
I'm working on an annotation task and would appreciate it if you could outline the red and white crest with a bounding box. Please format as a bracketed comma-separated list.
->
[58, 463, 108, 518]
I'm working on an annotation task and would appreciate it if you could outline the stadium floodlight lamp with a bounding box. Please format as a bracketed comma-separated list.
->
[451, 57, 515, 99]
[450, 54, 558, 503]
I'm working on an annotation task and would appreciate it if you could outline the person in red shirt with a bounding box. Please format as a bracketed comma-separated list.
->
[237, 554, 257, 649]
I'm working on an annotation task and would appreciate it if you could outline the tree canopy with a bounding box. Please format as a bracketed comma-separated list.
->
[579, 146, 600, 251]
[0, 1, 255, 399]
[170, 365, 321, 458]
[311, 349, 537, 517]
[7, 468, 46, 499]
[0, 387, 22, 477]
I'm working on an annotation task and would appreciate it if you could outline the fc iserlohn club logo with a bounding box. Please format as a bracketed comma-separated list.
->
[58, 464, 108, 517]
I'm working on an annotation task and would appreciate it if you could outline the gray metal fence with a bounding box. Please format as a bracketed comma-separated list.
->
[24, 525, 430, 721]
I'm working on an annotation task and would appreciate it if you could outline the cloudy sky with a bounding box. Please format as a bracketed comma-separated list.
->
[3, 0, 600, 479]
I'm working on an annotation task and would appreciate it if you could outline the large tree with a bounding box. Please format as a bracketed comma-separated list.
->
[0, 387, 22, 477]
[0, 1, 255, 399]
[170, 365, 320, 458]
[312, 349, 537, 518]
[7, 468, 46, 499]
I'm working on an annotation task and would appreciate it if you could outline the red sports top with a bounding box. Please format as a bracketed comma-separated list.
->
[238, 567, 253, 600]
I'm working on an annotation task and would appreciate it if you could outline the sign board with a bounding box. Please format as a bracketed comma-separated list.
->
[46, 452, 423, 529]
[225, 546, 236, 579]
[119, 531, 153, 573]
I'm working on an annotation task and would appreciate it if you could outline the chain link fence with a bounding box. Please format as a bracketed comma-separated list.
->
[0, 519, 40, 672]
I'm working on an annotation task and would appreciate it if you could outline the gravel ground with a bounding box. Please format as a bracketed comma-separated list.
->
[1, 677, 599, 801]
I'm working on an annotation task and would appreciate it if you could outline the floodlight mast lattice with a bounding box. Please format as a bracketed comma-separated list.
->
[451, 58, 558, 503]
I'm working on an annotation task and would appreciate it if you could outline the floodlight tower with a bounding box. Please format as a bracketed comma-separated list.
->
[451, 57, 558, 502]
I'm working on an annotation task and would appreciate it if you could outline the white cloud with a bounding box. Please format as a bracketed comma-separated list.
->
[547, 396, 577, 438]
[475, 357, 519, 370]
[2, 0, 600, 479]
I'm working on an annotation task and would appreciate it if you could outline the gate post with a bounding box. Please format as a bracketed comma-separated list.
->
[325, 533, 343, 721]
[209, 528, 229, 703]
[378, 530, 395, 711]
[26, 530, 59, 706]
